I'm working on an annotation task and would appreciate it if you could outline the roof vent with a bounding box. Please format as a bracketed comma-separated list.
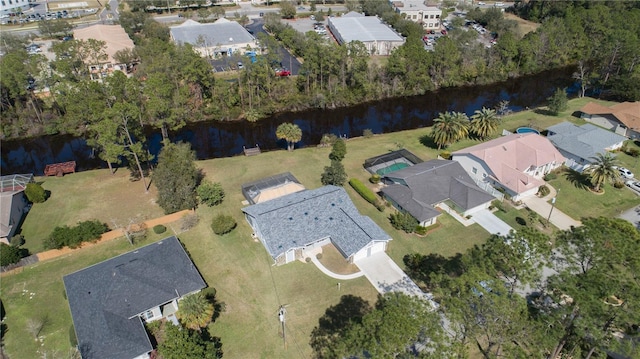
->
[229, 37, 233, 42]
[288, 217, 293, 220]
[502, 146, 507, 151]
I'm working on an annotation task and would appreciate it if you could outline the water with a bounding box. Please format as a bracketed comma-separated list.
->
[1, 67, 575, 175]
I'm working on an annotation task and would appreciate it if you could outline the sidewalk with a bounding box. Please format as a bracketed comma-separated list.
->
[309, 254, 364, 280]
[521, 185, 581, 231]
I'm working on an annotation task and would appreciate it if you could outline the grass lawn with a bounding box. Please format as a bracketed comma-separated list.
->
[4, 97, 638, 359]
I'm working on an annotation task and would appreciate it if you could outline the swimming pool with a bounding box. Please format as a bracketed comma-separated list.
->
[516, 127, 540, 135]
[376, 162, 410, 176]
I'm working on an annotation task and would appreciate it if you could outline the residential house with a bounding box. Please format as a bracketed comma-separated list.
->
[170, 19, 256, 58]
[381, 159, 495, 226]
[73, 24, 136, 81]
[391, 0, 442, 30]
[452, 133, 566, 200]
[328, 12, 405, 56]
[0, 174, 33, 244]
[242, 185, 391, 265]
[63, 236, 207, 359]
[579, 101, 640, 138]
[546, 122, 627, 172]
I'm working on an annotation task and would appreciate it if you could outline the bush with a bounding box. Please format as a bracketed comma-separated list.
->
[197, 181, 225, 207]
[25, 183, 47, 203]
[349, 178, 382, 208]
[491, 200, 506, 213]
[544, 172, 558, 181]
[305, 257, 311, 263]
[181, 213, 199, 231]
[390, 211, 418, 233]
[319, 133, 338, 147]
[538, 185, 550, 197]
[414, 226, 428, 236]
[439, 151, 451, 160]
[211, 215, 237, 235]
[202, 287, 217, 300]
[614, 180, 625, 189]
[363, 129, 374, 138]
[369, 174, 381, 184]
[43, 220, 109, 250]
[153, 225, 167, 234]
[329, 138, 347, 161]
[625, 147, 640, 157]
[9, 234, 25, 247]
[316, 253, 323, 260]
[0, 243, 24, 266]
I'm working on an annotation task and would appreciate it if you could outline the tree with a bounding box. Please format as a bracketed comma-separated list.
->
[431, 111, 470, 149]
[584, 152, 620, 192]
[153, 142, 200, 214]
[328, 138, 346, 161]
[0, 243, 25, 267]
[547, 87, 568, 115]
[177, 292, 215, 331]
[321, 160, 347, 186]
[469, 107, 500, 139]
[279, 0, 296, 19]
[24, 182, 46, 203]
[275, 122, 302, 151]
[158, 323, 222, 359]
[197, 181, 225, 206]
[211, 214, 237, 235]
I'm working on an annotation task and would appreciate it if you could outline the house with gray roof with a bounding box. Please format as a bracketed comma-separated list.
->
[63, 236, 207, 359]
[381, 159, 495, 226]
[328, 12, 405, 55]
[546, 122, 627, 172]
[242, 185, 391, 265]
[170, 18, 256, 58]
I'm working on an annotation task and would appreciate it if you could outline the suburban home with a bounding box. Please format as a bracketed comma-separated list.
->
[63, 236, 207, 359]
[452, 133, 566, 201]
[0, 174, 33, 245]
[390, 0, 442, 30]
[242, 185, 392, 265]
[73, 24, 136, 81]
[546, 122, 627, 172]
[328, 12, 405, 56]
[170, 19, 256, 58]
[241, 172, 305, 205]
[381, 159, 495, 226]
[579, 101, 640, 139]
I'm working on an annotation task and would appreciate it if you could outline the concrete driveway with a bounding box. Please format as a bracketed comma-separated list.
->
[355, 253, 436, 307]
[619, 205, 640, 229]
[471, 209, 514, 235]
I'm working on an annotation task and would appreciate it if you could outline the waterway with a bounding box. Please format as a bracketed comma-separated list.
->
[0, 67, 576, 175]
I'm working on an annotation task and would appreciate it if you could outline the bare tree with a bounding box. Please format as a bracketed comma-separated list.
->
[572, 60, 590, 98]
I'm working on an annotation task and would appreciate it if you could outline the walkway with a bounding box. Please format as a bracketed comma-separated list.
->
[471, 209, 514, 235]
[309, 254, 365, 280]
[521, 185, 581, 231]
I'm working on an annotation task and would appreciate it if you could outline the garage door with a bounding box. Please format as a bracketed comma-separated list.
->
[353, 241, 386, 262]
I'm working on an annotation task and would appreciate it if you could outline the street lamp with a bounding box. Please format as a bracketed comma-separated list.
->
[547, 188, 559, 224]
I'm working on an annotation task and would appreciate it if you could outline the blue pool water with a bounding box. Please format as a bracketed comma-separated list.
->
[516, 127, 540, 135]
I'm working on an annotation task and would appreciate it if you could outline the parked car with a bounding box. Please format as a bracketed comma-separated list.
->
[275, 69, 291, 77]
[237, 61, 244, 69]
[615, 166, 634, 179]
[441, 29, 447, 35]
[626, 180, 640, 192]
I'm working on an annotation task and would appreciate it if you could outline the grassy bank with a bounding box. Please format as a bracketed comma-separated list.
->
[4, 97, 638, 359]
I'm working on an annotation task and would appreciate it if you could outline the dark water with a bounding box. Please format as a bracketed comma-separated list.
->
[1, 67, 576, 175]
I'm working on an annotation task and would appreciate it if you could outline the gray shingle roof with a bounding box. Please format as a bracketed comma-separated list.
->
[170, 19, 254, 48]
[63, 236, 207, 359]
[546, 122, 627, 161]
[382, 160, 494, 221]
[242, 185, 391, 259]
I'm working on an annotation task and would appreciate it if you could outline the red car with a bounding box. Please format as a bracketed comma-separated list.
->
[275, 69, 291, 77]
[441, 29, 447, 35]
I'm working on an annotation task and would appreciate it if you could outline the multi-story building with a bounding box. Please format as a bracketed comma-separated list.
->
[0, 0, 29, 17]
[391, 0, 442, 30]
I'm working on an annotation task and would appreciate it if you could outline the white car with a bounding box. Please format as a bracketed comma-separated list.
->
[616, 166, 634, 179]
[626, 180, 640, 192]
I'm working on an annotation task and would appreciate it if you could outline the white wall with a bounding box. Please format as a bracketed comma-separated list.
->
[352, 241, 386, 262]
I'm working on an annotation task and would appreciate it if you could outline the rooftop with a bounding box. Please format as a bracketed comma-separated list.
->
[73, 25, 134, 64]
[546, 122, 627, 161]
[580, 101, 640, 130]
[170, 19, 254, 48]
[329, 12, 405, 43]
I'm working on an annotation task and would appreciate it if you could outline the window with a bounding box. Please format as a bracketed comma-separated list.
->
[142, 310, 155, 321]
[430, 14, 434, 19]
[472, 167, 478, 174]
[436, 14, 440, 18]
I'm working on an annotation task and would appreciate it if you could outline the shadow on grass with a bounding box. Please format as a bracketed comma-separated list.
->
[419, 134, 438, 150]
[403, 252, 465, 289]
[534, 108, 556, 116]
[310, 295, 371, 353]
[563, 168, 591, 190]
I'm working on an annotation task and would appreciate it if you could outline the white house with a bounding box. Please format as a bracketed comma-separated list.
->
[328, 12, 405, 56]
[170, 18, 256, 58]
[391, 0, 442, 30]
[452, 133, 566, 201]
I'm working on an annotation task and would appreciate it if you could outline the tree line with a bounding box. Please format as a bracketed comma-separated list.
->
[1, 1, 638, 143]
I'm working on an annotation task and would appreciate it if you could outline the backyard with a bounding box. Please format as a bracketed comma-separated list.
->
[2, 97, 638, 359]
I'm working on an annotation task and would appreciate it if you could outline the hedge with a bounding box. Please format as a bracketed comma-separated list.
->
[43, 220, 109, 250]
[349, 178, 383, 211]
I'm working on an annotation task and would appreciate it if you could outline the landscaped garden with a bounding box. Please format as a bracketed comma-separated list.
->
[3, 97, 638, 359]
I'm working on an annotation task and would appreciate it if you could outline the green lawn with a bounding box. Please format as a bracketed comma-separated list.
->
[4, 97, 638, 359]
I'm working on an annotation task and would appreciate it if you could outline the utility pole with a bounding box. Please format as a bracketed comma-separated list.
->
[547, 189, 559, 224]
[278, 305, 287, 349]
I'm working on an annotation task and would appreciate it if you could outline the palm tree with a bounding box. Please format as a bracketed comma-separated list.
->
[177, 292, 214, 331]
[470, 107, 500, 139]
[431, 111, 470, 150]
[276, 122, 303, 151]
[585, 152, 620, 192]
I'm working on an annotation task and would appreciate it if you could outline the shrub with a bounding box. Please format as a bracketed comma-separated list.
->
[390, 211, 418, 233]
[491, 200, 506, 213]
[0, 243, 24, 266]
[9, 234, 25, 247]
[153, 224, 167, 234]
[316, 253, 323, 260]
[614, 180, 625, 189]
[544, 172, 558, 181]
[202, 287, 217, 300]
[25, 183, 47, 203]
[329, 138, 347, 161]
[319, 133, 338, 147]
[197, 181, 225, 207]
[211, 215, 237, 235]
[363, 129, 374, 138]
[349, 178, 382, 208]
[414, 226, 428, 236]
[369, 174, 381, 184]
[439, 151, 451, 160]
[43, 220, 109, 250]
[305, 257, 311, 263]
[321, 160, 347, 186]
[181, 213, 199, 231]
[538, 185, 550, 197]
[626, 147, 640, 157]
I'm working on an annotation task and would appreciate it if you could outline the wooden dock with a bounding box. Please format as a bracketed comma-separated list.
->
[243, 145, 261, 156]
[44, 161, 76, 176]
